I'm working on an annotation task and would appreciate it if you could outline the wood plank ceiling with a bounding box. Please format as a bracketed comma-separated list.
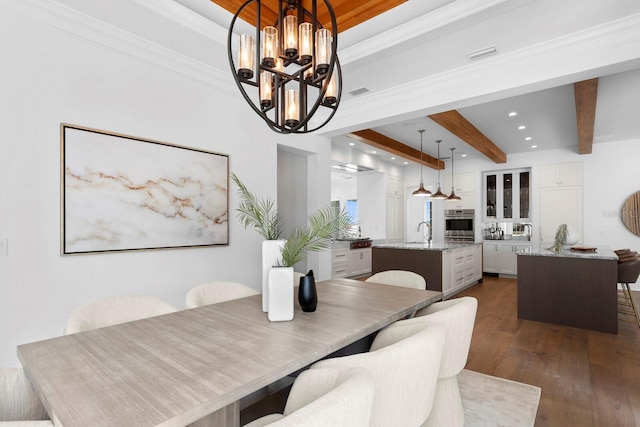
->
[209, 0, 407, 33]
[213, 0, 599, 166]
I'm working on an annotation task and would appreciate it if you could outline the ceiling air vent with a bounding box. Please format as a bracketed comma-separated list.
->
[331, 164, 373, 173]
[466, 46, 498, 61]
[348, 87, 370, 96]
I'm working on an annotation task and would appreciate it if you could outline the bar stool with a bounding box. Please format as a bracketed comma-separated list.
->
[618, 260, 640, 327]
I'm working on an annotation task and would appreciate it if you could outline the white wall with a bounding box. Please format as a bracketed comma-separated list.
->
[0, 5, 331, 366]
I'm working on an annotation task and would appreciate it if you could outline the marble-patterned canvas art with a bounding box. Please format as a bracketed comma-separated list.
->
[62, 124, 228, 254]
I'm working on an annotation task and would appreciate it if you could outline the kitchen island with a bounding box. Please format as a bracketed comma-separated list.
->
[517, 246, 618, 333]
[372, 242, 483, 298]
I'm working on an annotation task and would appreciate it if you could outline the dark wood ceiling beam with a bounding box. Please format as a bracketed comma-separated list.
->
[210, 0, 406, 33]
[349, 129, 444, 170]
[574, 78, 598, 155]
[428, 110, 507, 163]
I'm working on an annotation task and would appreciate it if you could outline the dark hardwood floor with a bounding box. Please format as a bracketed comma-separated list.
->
[456, 276, 640, 427]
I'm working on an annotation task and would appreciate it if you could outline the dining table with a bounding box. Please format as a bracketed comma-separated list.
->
[17, 278, 442, 427]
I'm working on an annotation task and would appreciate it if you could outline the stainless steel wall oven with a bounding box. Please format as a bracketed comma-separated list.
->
[444, 209, 475, 242]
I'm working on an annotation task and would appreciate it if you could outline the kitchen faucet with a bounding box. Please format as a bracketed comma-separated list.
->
[417, 221, 432, 242]
[523, 224, 532, 240]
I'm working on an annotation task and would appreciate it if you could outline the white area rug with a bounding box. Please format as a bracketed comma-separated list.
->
[458, 369, 541, 427]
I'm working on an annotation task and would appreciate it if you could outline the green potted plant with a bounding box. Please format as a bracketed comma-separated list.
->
[232, 174, 351, 317]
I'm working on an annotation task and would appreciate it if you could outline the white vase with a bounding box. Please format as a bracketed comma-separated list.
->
[262, 240, 286, 312]
[268, 266, 294, 322]
[565, 227, 580, 246]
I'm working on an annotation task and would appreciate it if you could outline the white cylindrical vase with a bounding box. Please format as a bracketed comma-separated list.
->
[262, 240, 286, 312]
[268, 266, 294, 322]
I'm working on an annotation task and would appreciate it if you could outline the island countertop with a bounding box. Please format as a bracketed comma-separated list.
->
[372, 241, 481, 251]
[516, 245, 618, 261]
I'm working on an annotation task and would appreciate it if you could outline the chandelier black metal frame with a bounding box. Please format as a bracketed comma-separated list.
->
[227, 0, 342, 134]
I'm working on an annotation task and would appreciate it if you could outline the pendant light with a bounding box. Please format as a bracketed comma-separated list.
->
[446, 147, 462, 201]
[412, 130, 432, 197]
[431, 139, 448, 199]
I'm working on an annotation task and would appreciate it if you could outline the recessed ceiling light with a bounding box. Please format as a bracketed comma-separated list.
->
[371, 151, 377, 154]
[348, 142, 355, 146]
[390, 157, 396, 160]
[508, 111, 517, 117]
[525, 137, 532, 141]
[403, 161, 409, 165]
[461, 154, 468, 158]
[531, 145, 538, 149]
[518, 125, 526, 130]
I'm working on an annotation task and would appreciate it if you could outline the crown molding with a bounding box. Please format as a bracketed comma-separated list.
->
[324, 12, 640, 136]
[1, 0, 235, 93]
[338, 0, 509, 65]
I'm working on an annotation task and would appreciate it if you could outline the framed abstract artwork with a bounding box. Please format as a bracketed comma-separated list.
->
[61, 124, 229, 254]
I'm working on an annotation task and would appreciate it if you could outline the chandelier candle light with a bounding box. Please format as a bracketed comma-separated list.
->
[228, 0, 342, 134]
[412, 130, 432, 197]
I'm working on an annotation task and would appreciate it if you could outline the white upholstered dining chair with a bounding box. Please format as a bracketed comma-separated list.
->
[243, 367, 374, 427]
[415, 296, 478, 427]
[185, 281, 260, 308]
[310, 323, 445, 427]
[365, 270, 427, 290]
[0, 367, 53, 426]
[65, 295, 177, 334]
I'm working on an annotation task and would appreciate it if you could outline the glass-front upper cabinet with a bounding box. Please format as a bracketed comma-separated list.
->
[482, 168, 531, 221]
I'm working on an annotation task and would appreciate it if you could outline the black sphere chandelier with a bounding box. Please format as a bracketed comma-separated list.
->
[227, 0, 342, 134]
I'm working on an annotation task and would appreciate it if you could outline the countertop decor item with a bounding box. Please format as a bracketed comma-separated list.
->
[268, 266, 294, 321]
[232, 174, 350, 312]
[548, 223, 568, 252]
[227, 0, 341, 134]
[298, 270, 318, 312]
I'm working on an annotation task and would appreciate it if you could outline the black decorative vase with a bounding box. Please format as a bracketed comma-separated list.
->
[298, 270, 317, 312]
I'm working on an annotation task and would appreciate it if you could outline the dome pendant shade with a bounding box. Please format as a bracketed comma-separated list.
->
[227, 0, 341, 134]
[431, 187, 448, 199]
[413, 181, 431, 197]
[446, 147, 462, 201]
[431, 139, 447, 199]
[413, 130, 432, 197]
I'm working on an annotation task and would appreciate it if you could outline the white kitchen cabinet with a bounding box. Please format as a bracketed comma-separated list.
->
[331, 248, 349, 278]
[443, 172, 475, 193]
[473, 244, 483, 281]
[444, 191, 475, 210]
[386, 195, 404, 242]
[498, 244, 518, 275]
[539, 162, 583, 246]
[483, 168, 531, 221]
[347, 247, 372, 277]
[484, 242, 531, 275]
[441, 250, 453, 295]
[387, 174, 404, 196]
[443, 244, 482, 298]
[539, 186, 583, 245]
[539, 162, 582, 188]
[386, 175, 404, 242]
[483, 243, 499, 273]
